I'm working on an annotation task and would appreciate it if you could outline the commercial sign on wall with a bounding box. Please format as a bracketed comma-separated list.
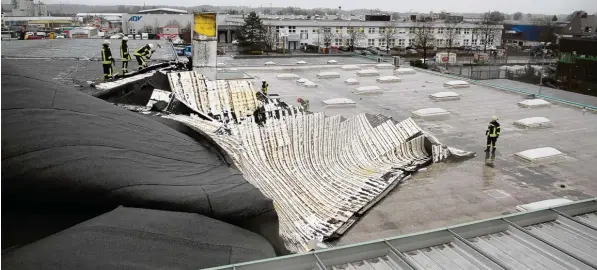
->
[193, 12, 216, 38]
[128, 16, 143, 22]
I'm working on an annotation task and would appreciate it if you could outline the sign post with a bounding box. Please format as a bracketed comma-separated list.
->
[192, 12, 218, 80]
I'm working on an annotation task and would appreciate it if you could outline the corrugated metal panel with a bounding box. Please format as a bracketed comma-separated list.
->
[203, 199, 597, 270]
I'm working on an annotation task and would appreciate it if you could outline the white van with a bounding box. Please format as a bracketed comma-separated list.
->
[127, 34, 134, 40]
[135, 34, 141, 40]
[141, 33, 148, 40]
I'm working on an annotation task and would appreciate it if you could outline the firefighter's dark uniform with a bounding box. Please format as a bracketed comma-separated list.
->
[120, 40, 131, 75]
[485, 120, 501, 152]
[261, 81, 269, 96]
[134, 45, 152, 70]
[101, 45, 114, 80]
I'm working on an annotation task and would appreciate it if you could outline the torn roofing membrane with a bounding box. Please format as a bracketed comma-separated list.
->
[161, 71, 474, 252]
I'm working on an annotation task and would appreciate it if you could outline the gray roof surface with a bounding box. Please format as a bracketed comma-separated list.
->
[224, 63, 597, 249]
[204, 198, 597, 270]
[1, 39, 177, 61]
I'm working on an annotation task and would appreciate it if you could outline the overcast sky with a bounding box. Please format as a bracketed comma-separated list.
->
[35, 0, 597, 14]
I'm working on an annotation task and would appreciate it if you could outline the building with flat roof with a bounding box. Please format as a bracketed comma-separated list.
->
[223, 15, 503, 49]
[138, 8, 188, 14]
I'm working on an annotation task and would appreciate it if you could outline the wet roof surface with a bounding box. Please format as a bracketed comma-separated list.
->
[218, 55, 374, 67]
[239, 64, 597, 246]
[1, 39, 177, 60]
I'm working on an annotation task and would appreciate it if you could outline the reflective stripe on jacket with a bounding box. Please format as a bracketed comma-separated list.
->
[486, 122, 501, 137]
[134, 45, 151, 57]
[120, 42, 131, 61]
[101, 47, 112, 64]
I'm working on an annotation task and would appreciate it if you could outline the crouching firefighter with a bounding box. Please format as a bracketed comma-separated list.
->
[261, 80, 269, 96]
[120, 36, 132, 75]
[101, 40, 114, 81]
[134, 43, 155, 70]
[485, 116, 500, 153]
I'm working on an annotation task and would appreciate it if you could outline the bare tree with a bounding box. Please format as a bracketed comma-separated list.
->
[166, 20, 182, 30]
[346, 24, 366, 51]
[479, 12, 500, 52]
[319, 27, 335, 53]
[513, 12, 523, 20]
[152, 18, 160, 35]
[263, 24, 278, 53]
[380, 20, 398, 53]
[412, 20, 435, 62]
[442, 21, 460, 63]
[537, 16, 558, 43]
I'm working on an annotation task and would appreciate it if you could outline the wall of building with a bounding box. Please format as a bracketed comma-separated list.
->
[224, 17, 502, 49]
[121, 14, 192, 35]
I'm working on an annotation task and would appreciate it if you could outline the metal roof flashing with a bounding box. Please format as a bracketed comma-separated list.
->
[203, 198, 597, 270]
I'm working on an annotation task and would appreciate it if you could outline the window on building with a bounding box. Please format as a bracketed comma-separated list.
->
[288, 26, 296, 33]
[437, 39, 444, 46]
[408, 39, 414, 46]
[464, 29, 470, 35]
[358, 27, 364, 33]
[437, 28, 444, 34]
[347, 27, 354, 33]
[472, 39, 477, 45]
[336, 27, 342, 33]
[463, 39, 469, 45]
[368, 27, 375, 34]
[368, 39, 375, 46]
[334, 38, 342, 46]
[388, 39, 396, 47]
[312, 29, 318, 33]
[276, 26, 281, 33]
[128, 29, 136, 34]
[398, 39, 405, 47]
[324, 27, 332, 33]
[398, 28, 406, 34]
[454, 41, 461, 46]
[300, 29, 308, 39]
[480, 39, 486, 45]
[345, 38, 352, 46]
[378, 38, 386, 46]
[379, 27, 386, 34]
[409, 27, 415, 33]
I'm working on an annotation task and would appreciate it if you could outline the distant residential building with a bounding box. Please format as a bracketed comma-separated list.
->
[558, 12, 597, 38]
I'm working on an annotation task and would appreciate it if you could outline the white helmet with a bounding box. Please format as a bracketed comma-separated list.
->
[148, 44, 155, 50]
[492, 116, 498, 121]
[122, 36, 129, 41]
[103, 40, 110, 45]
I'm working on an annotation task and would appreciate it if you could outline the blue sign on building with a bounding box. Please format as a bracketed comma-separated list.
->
[128, 16, 143, 22]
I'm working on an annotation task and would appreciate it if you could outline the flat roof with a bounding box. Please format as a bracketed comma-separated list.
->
[138, 8, 188, 14]
[220, 59, 597, 248]
[205, 198, 597, 269]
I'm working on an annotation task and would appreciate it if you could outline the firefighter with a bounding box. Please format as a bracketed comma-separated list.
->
[261, 80, 269, 96]
[297, 97, 310, 111]
[134, 43, 155, 70]
[120, 36, 131, 75]
[101, 40, 114, 81]
[485, 116, 501, 153]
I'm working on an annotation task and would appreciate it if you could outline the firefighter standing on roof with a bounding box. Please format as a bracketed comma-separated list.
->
[134, 43, 155, 70]
[485, 116, 501, 153]
[261, 80, 269, 96]
[101, 40, 114, 81]
[120, 36, 131, 75]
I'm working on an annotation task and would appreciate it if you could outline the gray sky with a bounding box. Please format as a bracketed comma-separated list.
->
[40, 0, 597, 14]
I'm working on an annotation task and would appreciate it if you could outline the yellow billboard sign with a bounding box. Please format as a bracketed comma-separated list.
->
[193, 13, 217, 38]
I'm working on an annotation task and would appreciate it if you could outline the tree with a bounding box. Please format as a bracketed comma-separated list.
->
[479, 12, 500, 52]
[263, 24, 278, 53]
[412, 20, 435, 62]
[513, 12, 523, 20]
[166, 20, 181, 29]
[442, 21, 460, 64]
[551, 15, 558, 21]
[346, 25, 366, 51]
[152, 18, 160, 35]
[380, 20, 398, 53]
[318, 27, 335, 52]
[485, 11, 505, 22]
[538, 16, 558, 43]
[236, 11, 266, 50]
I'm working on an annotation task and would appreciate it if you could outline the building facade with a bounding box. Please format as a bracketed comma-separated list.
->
[121, 13, 192, 36]
[223, 16, 503, 50]
[556, 37, 597, 96]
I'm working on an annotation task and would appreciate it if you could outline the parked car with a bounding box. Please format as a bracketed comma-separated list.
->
[406, 49, 418, 54]
[378, 45, 388, 51]
[110, 33, 124, 39]
[135, 34, 141, 40]
[55, 35, 65, 39]
[231, 39, 238, 45]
